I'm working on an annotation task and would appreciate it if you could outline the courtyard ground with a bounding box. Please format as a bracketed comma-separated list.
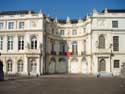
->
[0, 74, 125, 94]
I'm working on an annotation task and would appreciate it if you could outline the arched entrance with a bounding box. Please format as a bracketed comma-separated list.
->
[0, 60, 4, 81]
[70, 58, 80, 73]
[56, 58, 67, 74]
[98, 59, 106, 72]
[48, 58, 56, 74]
[82, 58, 88, 73]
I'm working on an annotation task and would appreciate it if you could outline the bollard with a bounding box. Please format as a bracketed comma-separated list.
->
[0, 61, 4, 81]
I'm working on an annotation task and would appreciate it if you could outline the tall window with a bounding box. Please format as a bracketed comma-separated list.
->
[51, 43, 54, 52]
[17, 60, 23, 72]
[19, 22, 24, 29]
[0, 22, 3, 29]
[60, 42, 65, 54]
[72, 30, 77, 35]
[7, 60, 13, 72]
[98, 34, 105, 49]
[112, 21, 118, 28]
[7, 36, 13, 50]
[31, 36, 37, 49]
[114, 60, 120, 68]
[72, 41, 77, 55]
[0, 36, 3, 50]
[8, 22, 14, 29]
[60, 30, 64, 35]
[113, 36, 119, 51]
[18, 36, 24, 50]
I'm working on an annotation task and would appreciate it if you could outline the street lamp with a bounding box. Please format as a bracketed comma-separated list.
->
[110, 43, 114, 72]
[39, 43, 43, 75]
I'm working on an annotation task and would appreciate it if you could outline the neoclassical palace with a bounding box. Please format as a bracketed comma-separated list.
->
[0, 9, 125, 76]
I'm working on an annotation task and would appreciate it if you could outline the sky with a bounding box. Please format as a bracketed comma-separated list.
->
[0, 0, 125, 19]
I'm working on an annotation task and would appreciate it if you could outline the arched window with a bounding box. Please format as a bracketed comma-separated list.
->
[31, 36, 37, 49]
[99, 35, 105, 49]
[17, 60, 23, 72]
[72, 41, 77, 55]
[71, 58, 78, 62]
[7, 60, 13, 72]
[31, 60, 37, 72]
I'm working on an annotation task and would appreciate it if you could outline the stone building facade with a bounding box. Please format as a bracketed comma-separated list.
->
[0, 9, 125, 76]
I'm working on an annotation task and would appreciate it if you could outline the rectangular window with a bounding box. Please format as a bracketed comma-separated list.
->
[0, 23, 3, 29]
[72, 30, 77, 35]
[114, 60, 120, 68]
[60, 30, 64, 35]
[0, 36, 3, 50]
[19, 22, 24, 29]
[8, 22, 14, 29]
[60, 42, 65, 54]
[112, 21, 118, 28]
[113, 36, 119, 51]
[18, 36, 24, 50]
[7, 36, 13, 50]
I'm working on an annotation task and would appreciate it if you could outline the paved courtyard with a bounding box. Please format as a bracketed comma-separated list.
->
[0, 75, 125, 94]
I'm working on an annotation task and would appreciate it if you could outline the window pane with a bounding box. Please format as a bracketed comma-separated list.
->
[0, 23, 3, 29]
[114, 60, 120, 68]
[8, 22, 14, 29]
[112, 21, 118, 28]
[7, 36, 13, 50]
[113, 36, 119, 51]
[99, 35, 105, 49]
[18, 36, 24, 50]
[0, 36, 3, 50]
[19, 22, 24, 29]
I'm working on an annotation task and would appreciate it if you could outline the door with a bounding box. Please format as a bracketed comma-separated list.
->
[49, 60, 56, 74]
[56, 58, 67, 73]
[83, 62, 88, 73]
[71, 58, 80, 73]
[98, 59, 106, 72]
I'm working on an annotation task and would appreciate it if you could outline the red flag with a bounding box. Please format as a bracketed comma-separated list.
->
[66, 52, 72, 56]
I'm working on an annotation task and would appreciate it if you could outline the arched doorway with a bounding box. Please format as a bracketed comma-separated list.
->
[0, 60, 4, 81]
[70, 58, 80, 73]
[29, 59, 37, 75]
[98, 59, 106, 72]
[17, 60, 23, 73]
[56, 58, 67, 73]
[48, 58, 56, 74]
[82, 58, 88, 73]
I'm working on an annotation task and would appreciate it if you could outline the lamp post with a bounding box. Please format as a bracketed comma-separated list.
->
[110, 44, 114, 72]
[39, 43, 43, 75]
[0, 52, 4, 81]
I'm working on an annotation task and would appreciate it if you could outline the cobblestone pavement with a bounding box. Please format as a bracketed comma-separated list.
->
[0, 75, 125, 94]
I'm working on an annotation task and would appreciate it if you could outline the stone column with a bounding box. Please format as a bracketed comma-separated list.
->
[23, 56, 28, 75]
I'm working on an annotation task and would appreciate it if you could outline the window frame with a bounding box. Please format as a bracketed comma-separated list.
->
[18, 36, 24, 50]
[112, 20, 118, 28]
[8, 22, 14, 29]
[113, 36, 119, 51]
[114, 60, 120, 68]
[31, 36, 37, 49]
[7, 36, 13, 50]
[19, 21, 25, 29]
[0, 22, 4, 30]
[60, 30, 64, 35]
[0, 36, 3, 50]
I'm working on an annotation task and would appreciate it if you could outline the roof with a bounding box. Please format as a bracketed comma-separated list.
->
[58, 19, 78, 24]
[102, 9, 125, 13]
[0, 10, 35, 15]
